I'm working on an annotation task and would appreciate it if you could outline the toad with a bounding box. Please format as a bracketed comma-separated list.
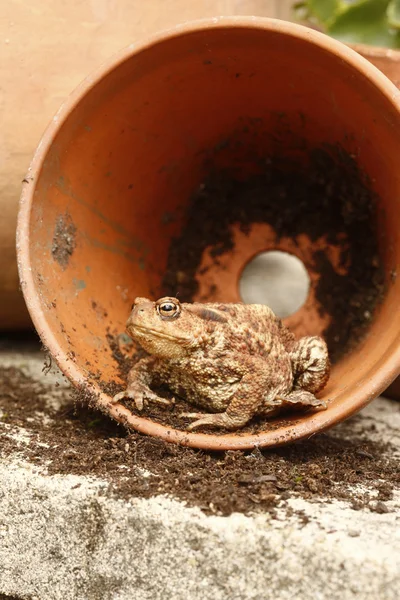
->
[111, 297, 330, 431]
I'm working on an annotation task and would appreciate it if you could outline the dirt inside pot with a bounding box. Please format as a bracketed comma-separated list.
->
[162, 144, 384, 364]
[1, 362, 398, 519]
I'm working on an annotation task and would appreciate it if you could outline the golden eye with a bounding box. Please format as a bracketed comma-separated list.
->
[157, 299, 180, 319]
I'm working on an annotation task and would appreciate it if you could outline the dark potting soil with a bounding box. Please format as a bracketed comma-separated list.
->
[162, 145, 385, 364]
[1, 364, 398, 518]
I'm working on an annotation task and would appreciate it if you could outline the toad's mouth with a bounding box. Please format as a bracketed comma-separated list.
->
[129, 324, 188, 343]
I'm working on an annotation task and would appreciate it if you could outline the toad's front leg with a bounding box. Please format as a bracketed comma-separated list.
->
[111, 356, 173, 411]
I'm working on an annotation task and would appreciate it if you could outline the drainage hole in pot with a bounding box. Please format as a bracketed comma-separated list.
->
[239, 250, 310, 318]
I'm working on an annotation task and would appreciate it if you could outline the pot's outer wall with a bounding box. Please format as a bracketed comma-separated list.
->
[353, 43, 400, 401]
[17, 19, 400, 448]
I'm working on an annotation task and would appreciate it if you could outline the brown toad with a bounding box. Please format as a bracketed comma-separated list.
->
[111, 297, 330, 431]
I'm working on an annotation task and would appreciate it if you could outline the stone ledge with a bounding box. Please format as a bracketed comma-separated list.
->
[0, 349, 399, 600]
[0, 457, 399, 600]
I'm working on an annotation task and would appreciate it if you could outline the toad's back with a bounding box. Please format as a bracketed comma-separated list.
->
[201, 301, 297, 355]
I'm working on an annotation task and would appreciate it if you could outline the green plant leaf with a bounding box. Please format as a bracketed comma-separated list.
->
[387, 0, 400, 28]
[308, 0, 343, 24]
[327, 0, 400, 47]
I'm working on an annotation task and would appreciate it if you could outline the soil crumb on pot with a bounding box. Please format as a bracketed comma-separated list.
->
[51, 212, 77, 270]
[162, 144, 385, 364]
[1, 365, 398, 519]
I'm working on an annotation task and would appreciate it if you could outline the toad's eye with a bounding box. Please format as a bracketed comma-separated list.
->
[157, 300, 180, 319]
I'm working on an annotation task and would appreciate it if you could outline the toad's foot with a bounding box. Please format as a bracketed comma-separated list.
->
[111, 387, 173, 411]
[278, 390, 327, 410]
[180, 411, 245, 431]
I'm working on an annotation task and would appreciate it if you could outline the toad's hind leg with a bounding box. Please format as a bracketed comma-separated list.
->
[290, 336, 330, 394]
[181, 393, 260, 431]
[182, 363, 292, 431]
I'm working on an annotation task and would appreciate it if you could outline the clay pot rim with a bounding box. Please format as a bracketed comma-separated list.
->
[348, 41, 400, 60]
[17, 16, 400, 450]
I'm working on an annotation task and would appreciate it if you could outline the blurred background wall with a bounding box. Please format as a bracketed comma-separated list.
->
[0, 0, 293, 330]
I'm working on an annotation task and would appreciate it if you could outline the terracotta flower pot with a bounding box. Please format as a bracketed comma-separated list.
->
[350, 43, 400, 89]
[17, 17, 400, 450]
